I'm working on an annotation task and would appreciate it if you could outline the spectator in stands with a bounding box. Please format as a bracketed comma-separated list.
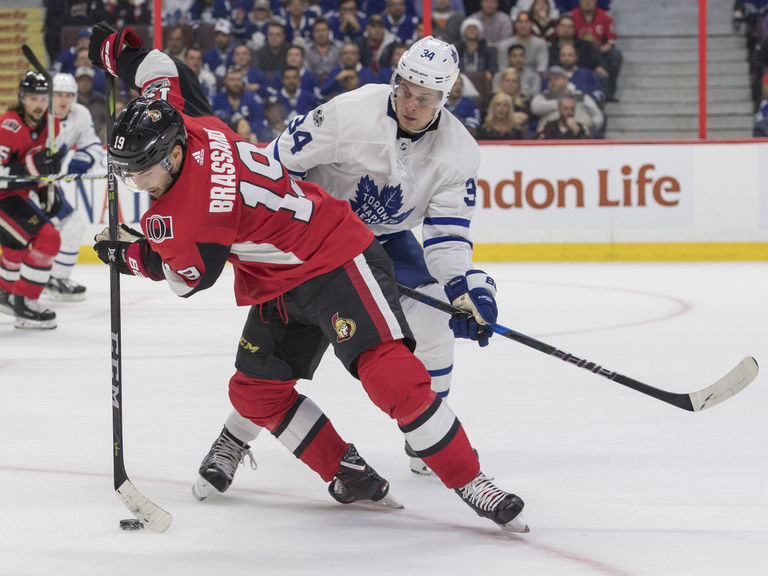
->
[494, 67, 532, 134]
[268, 66, 319, 120]
[468, 0, 513, 47]
[538, 94, 591, 139]
[358, 14, 398, 75]
[254, 21, 291, 77]
[73, 47, 106, 96]
[231, 42, 270, 97]
[383, 0, 420, 44]
[445, 75, 481, 137]
[185, 47, 218, 103]
[379, 43, 408, 83]
[754, 71, 768, 137]
[510, 0, 559, 22]
[212, 65, 270, 140]
[106, 0, 152, 26]
[320, 42, 379, 100]
[282, 0, 318, 47]
[245, 0, 273, 51]
[53, 27, 92, 75]
[549, 13, 603, 73]
[558, 43, 605, 105]
[569, 0, 622, 101]
[74, 66, 108, 140]
[494, 43, 541, 96]
[231, 0, 254, 44]
[305, 18, 343, 84]
[456, 18, 498, 83]
[531, 65, 603, 136]
[205, 19, 236, 85]
[431, 0, 464, 45]
[329, 0, 366, 43]
[163, 25, 188, 61]
[231, 115, 260, 144]
[282, 45, 318, 93]
[496, 12, 548, 78]
[162, 0, 197, 27]
[529, 0, 558, 42]
[478, 92, 525, 139]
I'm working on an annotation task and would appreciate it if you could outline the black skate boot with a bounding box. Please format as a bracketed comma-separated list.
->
[0, 288, 14, 316]
[44, 277, 87, 301]
[13, 295, 56, 329]
[455, 472, 529, 533]
[192, 427, 256, 501]
[328, 444, 402, 508]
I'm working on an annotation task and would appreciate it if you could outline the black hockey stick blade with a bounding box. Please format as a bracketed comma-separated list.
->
[21, 44, 50, 80]
[105, 74, 172, 532]
[397, 284, 759, 412]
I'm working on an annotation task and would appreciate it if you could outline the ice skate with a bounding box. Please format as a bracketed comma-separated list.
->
[44, 277, 87, 301]
[13, 295, 56, 329]
[328, 444, 403, 509]
[405, 441, 434, 476]
[455, 472, 529, 534]
[0, 288, 14, 316]
[192, 427, 256, 501]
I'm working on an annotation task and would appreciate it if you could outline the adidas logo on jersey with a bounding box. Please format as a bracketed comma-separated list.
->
[192, 149, 205, 165]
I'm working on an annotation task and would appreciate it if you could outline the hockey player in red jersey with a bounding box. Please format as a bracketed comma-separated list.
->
[0, 71, 66, 329]
[88, 22, 529, 533]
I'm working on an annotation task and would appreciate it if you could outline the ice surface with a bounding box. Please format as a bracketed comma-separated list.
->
[1, 262, 765, 576]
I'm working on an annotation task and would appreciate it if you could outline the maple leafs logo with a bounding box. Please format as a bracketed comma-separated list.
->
[348, 176, 414, 225]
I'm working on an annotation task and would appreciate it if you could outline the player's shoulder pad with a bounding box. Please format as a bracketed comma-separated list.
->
[321, 84, 392, 136]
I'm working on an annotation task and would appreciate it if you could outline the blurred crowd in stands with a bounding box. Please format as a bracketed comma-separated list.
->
[43, 0, 621, 142]
[736, 1, 768, 135]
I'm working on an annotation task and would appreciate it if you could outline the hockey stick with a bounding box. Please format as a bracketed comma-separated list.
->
[0, 173, 108, 182]
[20, 44, 56, 213]
[397, 284, 758, 412]
[105, 74, 172, 532]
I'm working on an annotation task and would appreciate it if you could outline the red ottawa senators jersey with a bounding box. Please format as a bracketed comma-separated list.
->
[140, 112, 374, 305]
[0, 110, 61, 197]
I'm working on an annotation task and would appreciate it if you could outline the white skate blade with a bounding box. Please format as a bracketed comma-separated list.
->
[192, 477, 219, 501]
[409, 457, 435, 477]
[43, 288, 87, 302]
[500, 512, 530, 534]
[346, 492, 404, 510]
[14, 317, 56, 330]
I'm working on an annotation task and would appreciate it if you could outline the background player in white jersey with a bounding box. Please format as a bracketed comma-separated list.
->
[41, 73, 106, 300]
[195, 36, 500, 494]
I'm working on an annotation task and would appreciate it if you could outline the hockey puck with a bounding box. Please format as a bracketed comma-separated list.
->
[119, 519, 144, 530]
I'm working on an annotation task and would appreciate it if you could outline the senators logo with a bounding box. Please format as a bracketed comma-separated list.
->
[145, 214, 173, 243]
[332, 312, 356, 343]
[146, 110, 162, 122]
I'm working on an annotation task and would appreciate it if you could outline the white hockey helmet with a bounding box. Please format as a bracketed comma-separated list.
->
[394, 36, 460, 109]
[52, 72, 77, 95]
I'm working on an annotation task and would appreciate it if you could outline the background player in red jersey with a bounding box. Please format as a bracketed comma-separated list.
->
[88, 22, 529, 534]
[0, 71, 66, 329]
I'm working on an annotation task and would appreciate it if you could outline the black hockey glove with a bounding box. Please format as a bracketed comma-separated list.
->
[37, 184, 62, 217]
[94, 223, 151, 276]
[89, 21, 143, 75]
[25, 146, 66, 177]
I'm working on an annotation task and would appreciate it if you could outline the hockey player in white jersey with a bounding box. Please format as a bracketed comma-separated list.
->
[42, 73, 105, 300]
[194, 37, 503, 496]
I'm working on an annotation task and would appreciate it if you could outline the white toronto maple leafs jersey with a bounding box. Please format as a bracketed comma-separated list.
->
[267, 83, 481, 285]
[58, 101, 105, 173]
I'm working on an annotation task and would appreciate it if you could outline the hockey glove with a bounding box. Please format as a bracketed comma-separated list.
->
[89, 21, 143, 76]
[94, 224, 152, 277]
[25, 146, 66, 177]
[36, 184, 63, 217]
[68, 149, 95, 174]
[444, 270, 498, 346]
